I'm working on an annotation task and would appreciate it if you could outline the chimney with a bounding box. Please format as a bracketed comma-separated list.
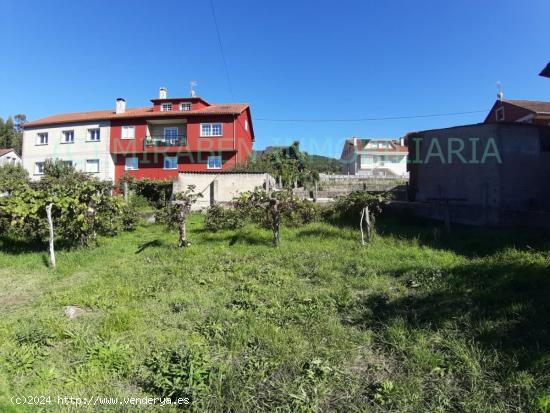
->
[159, 87, 167, 99]
[116, 98, 126, 114]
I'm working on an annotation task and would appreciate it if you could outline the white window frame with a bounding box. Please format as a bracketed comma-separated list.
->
[201, 123, 223, 137]
[125, 156, 138, 171]
[161, 103, 173, 112]
[207, 155, 222, 170]
[36, 132, 48, 145]
[180, 102, 191, 111]
[34, 161, 45, 175]
[85, 159, 100, 174]
[61, 130, 75, 144]
[122, 126, 135, 139]
[496, 107, 505, 121]
[164, 127, 179, 140]
[163, 155, 178, 170]
[87, 128, 101, 142]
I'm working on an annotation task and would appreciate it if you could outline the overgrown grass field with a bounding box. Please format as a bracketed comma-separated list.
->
[0, 215, 549, 412]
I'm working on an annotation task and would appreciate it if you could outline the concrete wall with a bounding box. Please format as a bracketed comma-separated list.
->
[174, 172, 276, 210]
[22, 121, 114, 181]
[408, 123, 550, 225]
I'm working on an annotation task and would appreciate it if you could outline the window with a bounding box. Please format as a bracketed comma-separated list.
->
[125, 157, 138, 170]
[207, 155, 222, 169]
[36, 132, 48, 145]
[496, 107, 505, 121]
[88, 128, 100, 141]
[164, 127, 179, 143]
[201, 123, 223, 137]
[122, 126, 135, 139]
[62, 130, 75, 144]
[62, 160, 73, 168]
[161, 103, 173, 112]
[180, 102, 191, 111]
[164, 156, 178, 170]
[34, 162, 45, 175]
[85, 159, 99, 173]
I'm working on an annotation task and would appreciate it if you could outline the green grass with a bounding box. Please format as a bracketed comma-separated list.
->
[0, 215, 549, 412]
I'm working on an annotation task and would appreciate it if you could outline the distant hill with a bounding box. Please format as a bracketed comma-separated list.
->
[306, 154, 343, 174]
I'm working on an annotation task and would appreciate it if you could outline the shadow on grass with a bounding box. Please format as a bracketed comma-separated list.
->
[294, 225, 357, 241]
[342, 257, 550, 372]
[375, 213, 550, 258]
[199, 228, 273, 246]
[135, 239, 165, 254]
[0, 236, 76, 256]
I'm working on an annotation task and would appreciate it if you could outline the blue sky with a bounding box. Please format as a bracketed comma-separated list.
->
[0, 0, 549, 157]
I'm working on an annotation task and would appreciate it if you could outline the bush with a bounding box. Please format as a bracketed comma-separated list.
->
[327, 190, 391, 224]
[283, 198, 321, 227]
[204, 204, 245, 232]
[121, 204, 139, 231]
[121, 177, 173, 209]
[0, 160, 137, 247]
[0, 163, 29, 194]
[140, 346, 215, 405]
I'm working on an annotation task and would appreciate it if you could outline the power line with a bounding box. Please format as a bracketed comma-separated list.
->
[253, 109, 489, 123]
[209, 0, 234, 100]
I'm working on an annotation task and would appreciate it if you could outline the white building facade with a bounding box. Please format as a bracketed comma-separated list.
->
[22, 121, 114, 181]
[341, 138, 408, 177]
[0, 149, 22, 166]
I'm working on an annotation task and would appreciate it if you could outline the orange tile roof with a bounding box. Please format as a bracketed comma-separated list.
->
[0, 148, 17, 157]
[24, 103, 249, 128]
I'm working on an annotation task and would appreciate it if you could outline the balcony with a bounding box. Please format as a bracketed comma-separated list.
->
[144, 135, 187, 149]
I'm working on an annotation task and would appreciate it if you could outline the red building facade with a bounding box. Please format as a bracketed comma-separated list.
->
[110, 94, 254, 182]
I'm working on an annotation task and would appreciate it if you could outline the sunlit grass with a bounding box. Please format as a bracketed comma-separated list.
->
[0, 215, 548, 412]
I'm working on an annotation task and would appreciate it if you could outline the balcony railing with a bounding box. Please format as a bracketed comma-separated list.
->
[144, 135, 187, 148]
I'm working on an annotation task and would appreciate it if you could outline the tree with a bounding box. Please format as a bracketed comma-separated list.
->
[237, 189, 297, 247]
[170, 185, 202, 248]
[0, 115, 23, 155]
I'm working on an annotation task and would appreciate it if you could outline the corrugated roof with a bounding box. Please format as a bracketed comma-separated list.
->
[24, 103, 250, 128]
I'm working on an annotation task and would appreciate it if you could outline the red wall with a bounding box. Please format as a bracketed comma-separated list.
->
[109, 107, 254, 183]
[114, 152, 238, 181]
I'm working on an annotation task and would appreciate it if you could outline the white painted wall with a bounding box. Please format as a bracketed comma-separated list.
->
[357, 152, 408, 177]
[174, 172, 276, 210]
[0, 151, 22, 166]
[22, 121, 114, 181]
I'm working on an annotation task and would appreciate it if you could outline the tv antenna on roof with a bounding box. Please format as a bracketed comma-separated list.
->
[496, 81, 504, 100]
[190, 81, 197, 97]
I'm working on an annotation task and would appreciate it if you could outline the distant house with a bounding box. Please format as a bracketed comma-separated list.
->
[0, 148, 22, 166]
[407, 123, 550, 226]
[341, 137, 408, 177]
[484, 99, 550, 125]
[540, 62, 550, 78]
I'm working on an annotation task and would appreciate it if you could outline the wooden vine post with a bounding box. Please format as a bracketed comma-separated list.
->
[45, 203, 56, 268]
[360, 204, 372, 246]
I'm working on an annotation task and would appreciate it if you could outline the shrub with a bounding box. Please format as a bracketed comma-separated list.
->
[140, 346, 215, 405]
[120, 204, 139, 231]
[328, 190, 391, 224]
[204, 204, 245, 232]
[0, 163, 29, 194]
[125, 178, 173, 209]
